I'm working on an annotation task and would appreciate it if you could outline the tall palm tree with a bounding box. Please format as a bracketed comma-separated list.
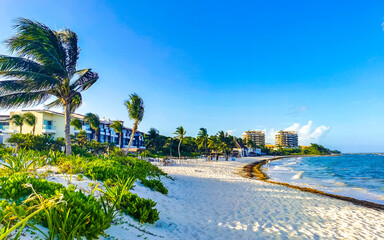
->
[125, 93, 144, 150]
[0, 18, 99, 155]
[10, 114, 24, 133]
[174, 126, 186, 159]
[23, 112, 37, 134]
[196, 128, 208, 158]
[84, 112, 100, 141]
[110, 121, 123, 148]
[70, 118, 82, 131]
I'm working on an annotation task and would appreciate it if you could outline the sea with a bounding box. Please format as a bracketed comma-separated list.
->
[263, 154, 384, 204]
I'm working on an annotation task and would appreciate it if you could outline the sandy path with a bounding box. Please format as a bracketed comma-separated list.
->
[153, 157, 384, 240]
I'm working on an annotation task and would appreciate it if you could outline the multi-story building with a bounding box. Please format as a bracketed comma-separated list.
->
[0, 110, 145, 151]
[275, 131, 298, 148]
[242, 130, 265, 146]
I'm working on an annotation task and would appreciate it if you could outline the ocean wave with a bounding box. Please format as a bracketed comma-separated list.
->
[291, 171, 304, 180]
[272, 166, 292, 171]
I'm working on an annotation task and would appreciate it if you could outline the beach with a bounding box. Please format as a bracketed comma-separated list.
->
[124, 156, 384, 239]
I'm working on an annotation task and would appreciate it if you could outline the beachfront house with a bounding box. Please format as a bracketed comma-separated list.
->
[0, 109, 146, 151]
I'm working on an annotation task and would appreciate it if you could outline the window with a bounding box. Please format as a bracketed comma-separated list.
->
[43, 120, 53, 129]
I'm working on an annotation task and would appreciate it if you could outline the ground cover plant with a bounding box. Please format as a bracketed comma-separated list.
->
[0, 145, 169, 239]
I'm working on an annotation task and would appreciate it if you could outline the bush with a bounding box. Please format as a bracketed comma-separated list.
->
[0, 175, 110, 239]
[120, 193, 159, 224]
[7, 133, 65, 152]
[141, 179, 168, 195]
[0, 174, 64, 203]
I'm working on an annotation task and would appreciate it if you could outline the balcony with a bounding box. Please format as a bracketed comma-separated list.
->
[42, 125, 56, 133]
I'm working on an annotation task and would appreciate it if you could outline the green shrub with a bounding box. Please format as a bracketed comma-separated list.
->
[7, 133, 64, 152]
[141, 179, 168, 195]
[0, 174, 64, 203]
[120, 193, 159, 224]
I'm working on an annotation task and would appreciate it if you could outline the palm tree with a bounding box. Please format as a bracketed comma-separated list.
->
[23, 112, 37, 134]
[110, 121, 123, 148]
[70, 118, 82, 131]
[0, 18, 99, 155]
[174, 126, 186, 159]
[208, 135, 220, 160]
[196, 128, 208, 158]
[125, 93, 144, 150]
[145, 128, 160, 152]
[11, 114, 24, 133]
[84, 113, 100, 141]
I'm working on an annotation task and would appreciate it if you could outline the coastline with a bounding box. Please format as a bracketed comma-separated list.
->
[240, 156, 384, 211]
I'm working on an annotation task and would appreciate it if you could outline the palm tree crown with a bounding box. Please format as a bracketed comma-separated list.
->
[196, 127, 208, 157]
[10, 114, 24, 133]
[70, 118, 82, 131]
[110, 120, 123, 147]
[125, 93, 144, 150]
[84, 112, 100, 141]
[0, 18, 99, 155]
[23, 112, 37, 134]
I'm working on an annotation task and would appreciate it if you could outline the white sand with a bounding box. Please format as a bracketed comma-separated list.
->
[17, 157, 384, 239]
[133, 156, 384, 240]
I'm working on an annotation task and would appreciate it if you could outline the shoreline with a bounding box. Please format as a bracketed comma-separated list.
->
[239, 156, 384, 211]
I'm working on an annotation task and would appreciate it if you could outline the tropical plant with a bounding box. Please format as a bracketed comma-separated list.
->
[70, 118, 82, 131]
[0, 18, 99, 155]
[208, 135, 220, 160]
[84, 113, 100, 141]
[110, 121, 123, 148]
[22, 112, 37, 134]
[174, 126, 186, 159]
[76, 131, 87, 147]
[163, 137, 176, 157]
[145, 128, 160, 152]
[196, 128, 208, 157]
[124, 93, 144, 150]
[0, 152, 37, 174]
[217, 131, 235, 160]
[10, 114, 24, 133]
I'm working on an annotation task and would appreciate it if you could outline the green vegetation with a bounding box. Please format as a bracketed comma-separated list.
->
[125, 93, 145, 150]
[0, 142, 168, 238]
[0, 18, 99, 155]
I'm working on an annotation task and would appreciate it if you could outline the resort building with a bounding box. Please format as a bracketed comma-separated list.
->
[275, 131, 299, 148]
[242, 130, 265, 146]
[0, 110, 145, 151]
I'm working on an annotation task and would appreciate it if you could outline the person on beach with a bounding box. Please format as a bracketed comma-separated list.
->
[266, 159, 271, 167]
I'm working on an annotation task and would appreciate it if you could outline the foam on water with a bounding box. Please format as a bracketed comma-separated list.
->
[264, 154, 384, 204]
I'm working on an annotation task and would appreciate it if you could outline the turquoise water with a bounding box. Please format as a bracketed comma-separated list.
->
[264, 154, 384, 204]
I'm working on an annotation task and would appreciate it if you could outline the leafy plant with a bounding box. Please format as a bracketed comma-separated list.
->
[0, 152, 36, 174]
[141, 179, 168, 195]
[120, 193, 159, 224]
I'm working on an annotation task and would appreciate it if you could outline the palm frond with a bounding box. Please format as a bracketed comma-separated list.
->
[70, 69, 98, 92]
[6, 18, 66, 76]
[45, 98, 62, 109]
[0, 91, 50, 109]
[0, 55, 44, 73]
[56, 30, 79, 76]
[125, 93, 144, 123]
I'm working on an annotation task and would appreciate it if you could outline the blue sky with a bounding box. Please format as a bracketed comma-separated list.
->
[0, 0, 384, 152]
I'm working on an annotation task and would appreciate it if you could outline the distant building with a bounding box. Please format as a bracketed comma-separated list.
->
[275, 131, 298, 148]
[0, 110, 145, 151]
[242, 130, 265, 146]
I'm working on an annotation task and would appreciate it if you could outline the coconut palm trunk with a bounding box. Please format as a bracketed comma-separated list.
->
[64, 104, 71, 155]
[127, 121, 138, 150]
[178, 139, 182, 159]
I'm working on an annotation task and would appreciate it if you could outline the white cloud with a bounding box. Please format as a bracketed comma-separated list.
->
[264, 121, 330, 145]
[226, 129, 237, 136]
